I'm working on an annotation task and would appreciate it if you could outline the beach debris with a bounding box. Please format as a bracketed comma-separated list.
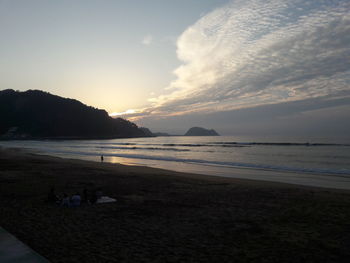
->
[96, 196, 116, 204]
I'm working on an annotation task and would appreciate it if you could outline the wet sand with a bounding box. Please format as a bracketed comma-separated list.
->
[1, 147, 350, 262]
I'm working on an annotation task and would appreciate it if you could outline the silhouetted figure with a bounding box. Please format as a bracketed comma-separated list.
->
[48, 186, 59, 204]
[90, 188, 103, 204]
[96, 188, 103, 200]
[83, 188, 89, 203]
[61, 193, 70, 207]
[90, 193, 97, 204]
[71, 193, 81, 207]
[101, 155, 104, 162]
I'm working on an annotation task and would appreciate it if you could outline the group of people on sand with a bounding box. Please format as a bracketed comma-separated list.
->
[48, 187, 103, 207]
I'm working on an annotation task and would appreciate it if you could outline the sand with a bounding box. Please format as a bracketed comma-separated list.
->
[1, 147, 350, 262]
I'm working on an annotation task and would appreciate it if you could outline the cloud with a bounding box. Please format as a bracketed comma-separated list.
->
[142, 35, 153, 45]
[137, 0, 350, 119]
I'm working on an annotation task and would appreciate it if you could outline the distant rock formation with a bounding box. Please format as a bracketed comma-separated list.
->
[139, 127, 155, 137]
[139, 128, 171, 137]
[184, 127, 219, 136]
[0, 89, 150, 139]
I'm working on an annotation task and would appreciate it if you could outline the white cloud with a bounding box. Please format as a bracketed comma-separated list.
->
[139, 0, 350, 119]
[142, 35, 153, 45]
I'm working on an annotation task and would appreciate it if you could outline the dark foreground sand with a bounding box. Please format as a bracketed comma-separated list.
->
[1, 147, 350, 263]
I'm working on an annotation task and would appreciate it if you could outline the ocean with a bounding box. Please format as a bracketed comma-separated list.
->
[1, 136, 350, 180]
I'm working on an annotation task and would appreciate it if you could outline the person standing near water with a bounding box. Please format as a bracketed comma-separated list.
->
[101, 155, 104, 162]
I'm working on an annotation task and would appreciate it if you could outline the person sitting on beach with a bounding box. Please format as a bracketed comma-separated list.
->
[61, 193, 70, 207]
[90, 193, 97, 204]
[71, 193, 81, 207]
[89, 188, 102, 204]
[83, 188, 89, 204]
[96, 188, 103, 200]
[47, 186, 59, 204]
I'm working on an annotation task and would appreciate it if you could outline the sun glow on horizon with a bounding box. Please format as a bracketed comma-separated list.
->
[109, 109, 137, 117]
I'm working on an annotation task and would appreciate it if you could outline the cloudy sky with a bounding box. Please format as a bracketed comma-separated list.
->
[1, 0, 349, 136]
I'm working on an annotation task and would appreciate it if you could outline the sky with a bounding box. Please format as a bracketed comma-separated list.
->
[1, 0, 349, 136]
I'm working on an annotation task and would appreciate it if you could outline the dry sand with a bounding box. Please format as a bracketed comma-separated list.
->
[1, 147, 350, 262]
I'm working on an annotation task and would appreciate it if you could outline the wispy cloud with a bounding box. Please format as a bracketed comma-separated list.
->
[142, 35, 153, 45]
[130, 0, 350, 120]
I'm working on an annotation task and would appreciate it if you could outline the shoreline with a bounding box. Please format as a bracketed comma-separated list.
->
[1, 147, 350, 262]
[3, 145, 350, 191]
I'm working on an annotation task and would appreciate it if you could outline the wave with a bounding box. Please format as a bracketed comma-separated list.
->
[69, 143, 246, 150]
[96, 146, 190, 152]
[141, 142, 349, 148]
[42, 148, 350, 176]
[211, 142, 350, 147]
[85, 142, 137, 145]
[162, 143, 248, 148]
[64, 141, 350, 149]
[67, 144, 191, 152]
[161, 142, 350, 148]
[85, 142, 350, 148]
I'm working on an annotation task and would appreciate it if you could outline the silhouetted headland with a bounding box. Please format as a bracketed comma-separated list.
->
[0, 89, 150, 139]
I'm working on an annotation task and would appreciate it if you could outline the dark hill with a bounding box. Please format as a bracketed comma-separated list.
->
[0, 89, 148, 139]
[184, 127, 219, 136]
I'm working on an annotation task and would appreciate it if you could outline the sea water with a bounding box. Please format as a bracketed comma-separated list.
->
[1, 136, 350, 179]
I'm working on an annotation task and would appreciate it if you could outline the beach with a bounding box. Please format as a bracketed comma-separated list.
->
[1, 147, 350, 262]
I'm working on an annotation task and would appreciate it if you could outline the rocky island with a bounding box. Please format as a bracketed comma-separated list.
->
[184, 127, 219, 136]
